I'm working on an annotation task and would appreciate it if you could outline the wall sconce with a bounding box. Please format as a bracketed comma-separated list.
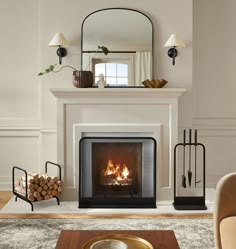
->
[164, 33, 186, 66]
[48, 33, 69, 64]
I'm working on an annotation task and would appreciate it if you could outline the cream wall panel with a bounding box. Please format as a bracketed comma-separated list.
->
[193, 0, 236, 186]
[0, 135, 40, 189]
[0, 0, 40, 190]
[0, 0, 39, 120]
[193, 0, 236, 118]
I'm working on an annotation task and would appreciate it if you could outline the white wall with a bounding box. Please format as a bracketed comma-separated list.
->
[0, 0, 40, 188]
[0, 0, 235, 192]
[193, 0, 236, 185]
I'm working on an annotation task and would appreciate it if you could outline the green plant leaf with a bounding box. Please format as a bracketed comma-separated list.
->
[98, 45, 110, 55]
[49, 64, 56, 71]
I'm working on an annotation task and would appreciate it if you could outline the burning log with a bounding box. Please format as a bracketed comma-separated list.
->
[14, 173, 62, 202]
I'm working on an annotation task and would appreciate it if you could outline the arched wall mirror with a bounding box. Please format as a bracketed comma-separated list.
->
[81, 8, 154, 87]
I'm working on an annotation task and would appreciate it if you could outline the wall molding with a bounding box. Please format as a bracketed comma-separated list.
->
[0, 130, 40, 137]
[192, 117, 236, 135]
[0, 118, 40, 127]
[193, 117, 236, 127]
[40, 129, 56, 134]
[0, 127, 57, 137]
[0, 176, 11, 190]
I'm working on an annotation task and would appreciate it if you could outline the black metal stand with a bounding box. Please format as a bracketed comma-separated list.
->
[12, 161, 61, 211]
[173, 130, 207, 210]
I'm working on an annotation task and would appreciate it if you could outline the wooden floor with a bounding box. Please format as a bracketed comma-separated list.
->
[0, 191, 12, 209]
[0, 191, 213, 219]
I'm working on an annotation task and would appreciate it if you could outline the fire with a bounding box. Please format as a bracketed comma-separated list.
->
[121, 163, 129, 179]
[104, 159, 130, 181]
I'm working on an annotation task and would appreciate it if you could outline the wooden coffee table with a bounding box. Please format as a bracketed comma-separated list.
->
[55, 230, 180, 249]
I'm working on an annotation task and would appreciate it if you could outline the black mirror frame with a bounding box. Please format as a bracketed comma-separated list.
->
[80, 7, 154, 80]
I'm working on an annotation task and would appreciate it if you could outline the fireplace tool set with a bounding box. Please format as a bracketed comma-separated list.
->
[173, 129, 207, 210]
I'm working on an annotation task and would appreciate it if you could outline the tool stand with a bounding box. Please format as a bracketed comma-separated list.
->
[173, 129, 207, 210]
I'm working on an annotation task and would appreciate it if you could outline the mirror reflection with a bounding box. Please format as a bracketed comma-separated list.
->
[81, 8, 153, 86]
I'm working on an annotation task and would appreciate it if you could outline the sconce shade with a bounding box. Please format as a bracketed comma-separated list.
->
[164, 33, 185, 48]
[48, 33, 69, 64]
[48, 33, 69, 47]
[164, 33, 185, 66]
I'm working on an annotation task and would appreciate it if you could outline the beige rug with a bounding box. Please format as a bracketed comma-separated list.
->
[0, 217, 215, 248]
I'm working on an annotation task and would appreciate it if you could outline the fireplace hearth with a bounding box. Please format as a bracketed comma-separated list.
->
[79, 137, 156, 208]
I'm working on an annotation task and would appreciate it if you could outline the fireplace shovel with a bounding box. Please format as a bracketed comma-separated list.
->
[182, 129, 187, 188]
[188, 129, 192, 187]
[194, 129, 201, 187]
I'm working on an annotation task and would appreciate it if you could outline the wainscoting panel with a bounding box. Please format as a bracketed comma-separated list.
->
[39, 131, 57, 176]
[0, 129, 40, 190]
[200, 131, 236, 187]
[178, 125, 236, 189]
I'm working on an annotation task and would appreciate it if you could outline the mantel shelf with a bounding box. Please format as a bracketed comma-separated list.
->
[50, 87, 186, 99]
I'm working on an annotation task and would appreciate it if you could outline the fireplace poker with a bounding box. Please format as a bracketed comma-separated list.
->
[194, 129, 201, 187]
[182, 129, 187, 188]
[188, 129, 192, 187]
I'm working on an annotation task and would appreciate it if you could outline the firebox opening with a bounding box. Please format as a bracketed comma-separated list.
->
[92, 142, 142, 198]
[79, 137, 156, 208]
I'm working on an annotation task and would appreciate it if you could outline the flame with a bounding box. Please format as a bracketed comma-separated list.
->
[104, 159, 130, 181]
[122, 163, 129, 179]
[104, 160, 116, 176]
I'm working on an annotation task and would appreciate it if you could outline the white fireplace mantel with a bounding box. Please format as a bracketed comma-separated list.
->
[50, 88, 186, 202]
[51, 88, 185, 99]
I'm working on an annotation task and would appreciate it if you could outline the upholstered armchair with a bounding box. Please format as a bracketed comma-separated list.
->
[214, 172, 236, 249]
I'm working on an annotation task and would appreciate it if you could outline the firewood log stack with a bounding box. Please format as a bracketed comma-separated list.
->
[14, 172, 62, 202]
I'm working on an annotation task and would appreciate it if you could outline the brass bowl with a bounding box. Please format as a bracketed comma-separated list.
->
[142, 79, 168, 88]
[83, 234, 153, 249]
[90, 239, 128, 249]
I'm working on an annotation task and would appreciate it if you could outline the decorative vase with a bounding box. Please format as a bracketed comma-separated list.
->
[73, 70, 93, 88]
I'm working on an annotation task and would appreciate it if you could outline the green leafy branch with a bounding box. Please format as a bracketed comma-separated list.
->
[38, 64, 78, 76]
[38, 45, 110, 76]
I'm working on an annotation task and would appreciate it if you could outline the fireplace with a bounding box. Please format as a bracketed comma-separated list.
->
[50, 88, 186, 202]
[79, 137, 156, 208]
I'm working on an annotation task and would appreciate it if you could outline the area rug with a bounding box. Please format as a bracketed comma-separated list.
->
[0, 218, 215, 249]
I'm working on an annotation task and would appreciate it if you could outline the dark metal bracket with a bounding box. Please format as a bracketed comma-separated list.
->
[167, 47, 178, 66]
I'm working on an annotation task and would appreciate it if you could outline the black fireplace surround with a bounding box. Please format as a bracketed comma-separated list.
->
[79, 137, 156, 208]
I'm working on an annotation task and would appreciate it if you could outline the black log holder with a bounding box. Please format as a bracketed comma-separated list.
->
[173, 129, 207, 210]
[12, 161, 61, 211]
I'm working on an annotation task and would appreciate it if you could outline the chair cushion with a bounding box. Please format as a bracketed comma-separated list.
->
[220, 216, 236, 249]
